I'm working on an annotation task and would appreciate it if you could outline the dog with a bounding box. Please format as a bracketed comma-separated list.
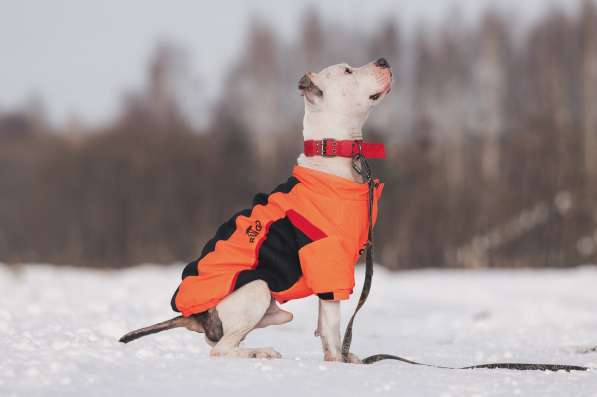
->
[120, 58, 393, 363]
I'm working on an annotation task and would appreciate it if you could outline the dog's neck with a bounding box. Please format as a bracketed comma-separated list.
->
[297, 107, 368, 182]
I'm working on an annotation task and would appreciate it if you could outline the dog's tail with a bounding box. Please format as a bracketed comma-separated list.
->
[119, 316, 194, 344]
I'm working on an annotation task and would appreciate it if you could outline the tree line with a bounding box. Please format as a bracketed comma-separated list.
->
[1, 2, 596, 269]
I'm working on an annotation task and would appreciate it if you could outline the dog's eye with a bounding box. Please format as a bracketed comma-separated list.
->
[369, 93, 381, 101]
[344, 67, 353, 75]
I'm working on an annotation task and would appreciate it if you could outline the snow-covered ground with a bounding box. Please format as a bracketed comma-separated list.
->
[1, 264, 596, 397]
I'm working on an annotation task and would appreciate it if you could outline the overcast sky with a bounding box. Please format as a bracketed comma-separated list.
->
[0, 0, 578, 126]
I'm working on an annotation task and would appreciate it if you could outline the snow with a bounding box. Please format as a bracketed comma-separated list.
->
[1, 264, 597, 397]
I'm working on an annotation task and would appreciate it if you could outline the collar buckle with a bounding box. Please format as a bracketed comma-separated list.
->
[321, 138, 338, 157]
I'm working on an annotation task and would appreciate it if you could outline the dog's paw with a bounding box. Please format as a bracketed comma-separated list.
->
[324, 350, 341, 362]
[253, 348, 281, 359]
[216, 347, 282, 359]
[247, 348, 282, 359]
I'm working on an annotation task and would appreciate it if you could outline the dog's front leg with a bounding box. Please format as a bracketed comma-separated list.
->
[317, 299, 361, 363]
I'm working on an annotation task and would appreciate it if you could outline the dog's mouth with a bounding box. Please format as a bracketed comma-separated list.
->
[369, 83, 392, 101]
[370, 68, 393, 101]
[369, 92, 383, 101]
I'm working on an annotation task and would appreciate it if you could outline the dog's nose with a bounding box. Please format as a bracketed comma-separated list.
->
[374, 58, 390, 69]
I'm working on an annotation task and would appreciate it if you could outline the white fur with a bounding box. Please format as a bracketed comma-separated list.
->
[298, 61, 392, 181]
[210, 60, 392, 361]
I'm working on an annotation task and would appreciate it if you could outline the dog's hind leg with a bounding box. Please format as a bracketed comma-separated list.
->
[255, 298, 293, 329]
[210, 280, 282, 359]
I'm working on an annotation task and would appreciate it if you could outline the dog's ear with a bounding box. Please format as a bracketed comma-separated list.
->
[298, 73, 323, 103]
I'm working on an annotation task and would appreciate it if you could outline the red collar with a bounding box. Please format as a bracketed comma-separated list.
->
[303, 139, 386, 159]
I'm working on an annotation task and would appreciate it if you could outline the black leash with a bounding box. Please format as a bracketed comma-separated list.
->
[341, 154, 376, 361]
[341, 154, 592, 372]
[361, 354, 591, 372]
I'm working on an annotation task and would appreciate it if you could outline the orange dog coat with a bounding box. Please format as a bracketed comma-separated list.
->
[171, 165, 383, 317]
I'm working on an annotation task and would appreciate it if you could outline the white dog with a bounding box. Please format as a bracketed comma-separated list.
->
[120, 58, 393, 363]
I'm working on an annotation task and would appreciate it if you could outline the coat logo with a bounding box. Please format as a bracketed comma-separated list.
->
[246, 220, 263, 243]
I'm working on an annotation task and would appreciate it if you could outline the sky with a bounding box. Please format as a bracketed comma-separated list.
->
[0, 0, 579, 126]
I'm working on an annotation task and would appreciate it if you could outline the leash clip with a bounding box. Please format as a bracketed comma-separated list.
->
[351, 153, 372, 183]
[358, 240, 373, 255]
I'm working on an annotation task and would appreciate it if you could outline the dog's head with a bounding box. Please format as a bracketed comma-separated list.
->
[298, 58, 393, 120]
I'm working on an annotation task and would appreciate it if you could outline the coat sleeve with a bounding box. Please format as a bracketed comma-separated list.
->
[298, 236, 355, 300]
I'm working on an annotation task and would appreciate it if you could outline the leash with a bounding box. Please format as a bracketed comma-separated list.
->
[340, 154, 376, 361]
[341, 154, 592, 372]
[360, 354, 591, 372]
